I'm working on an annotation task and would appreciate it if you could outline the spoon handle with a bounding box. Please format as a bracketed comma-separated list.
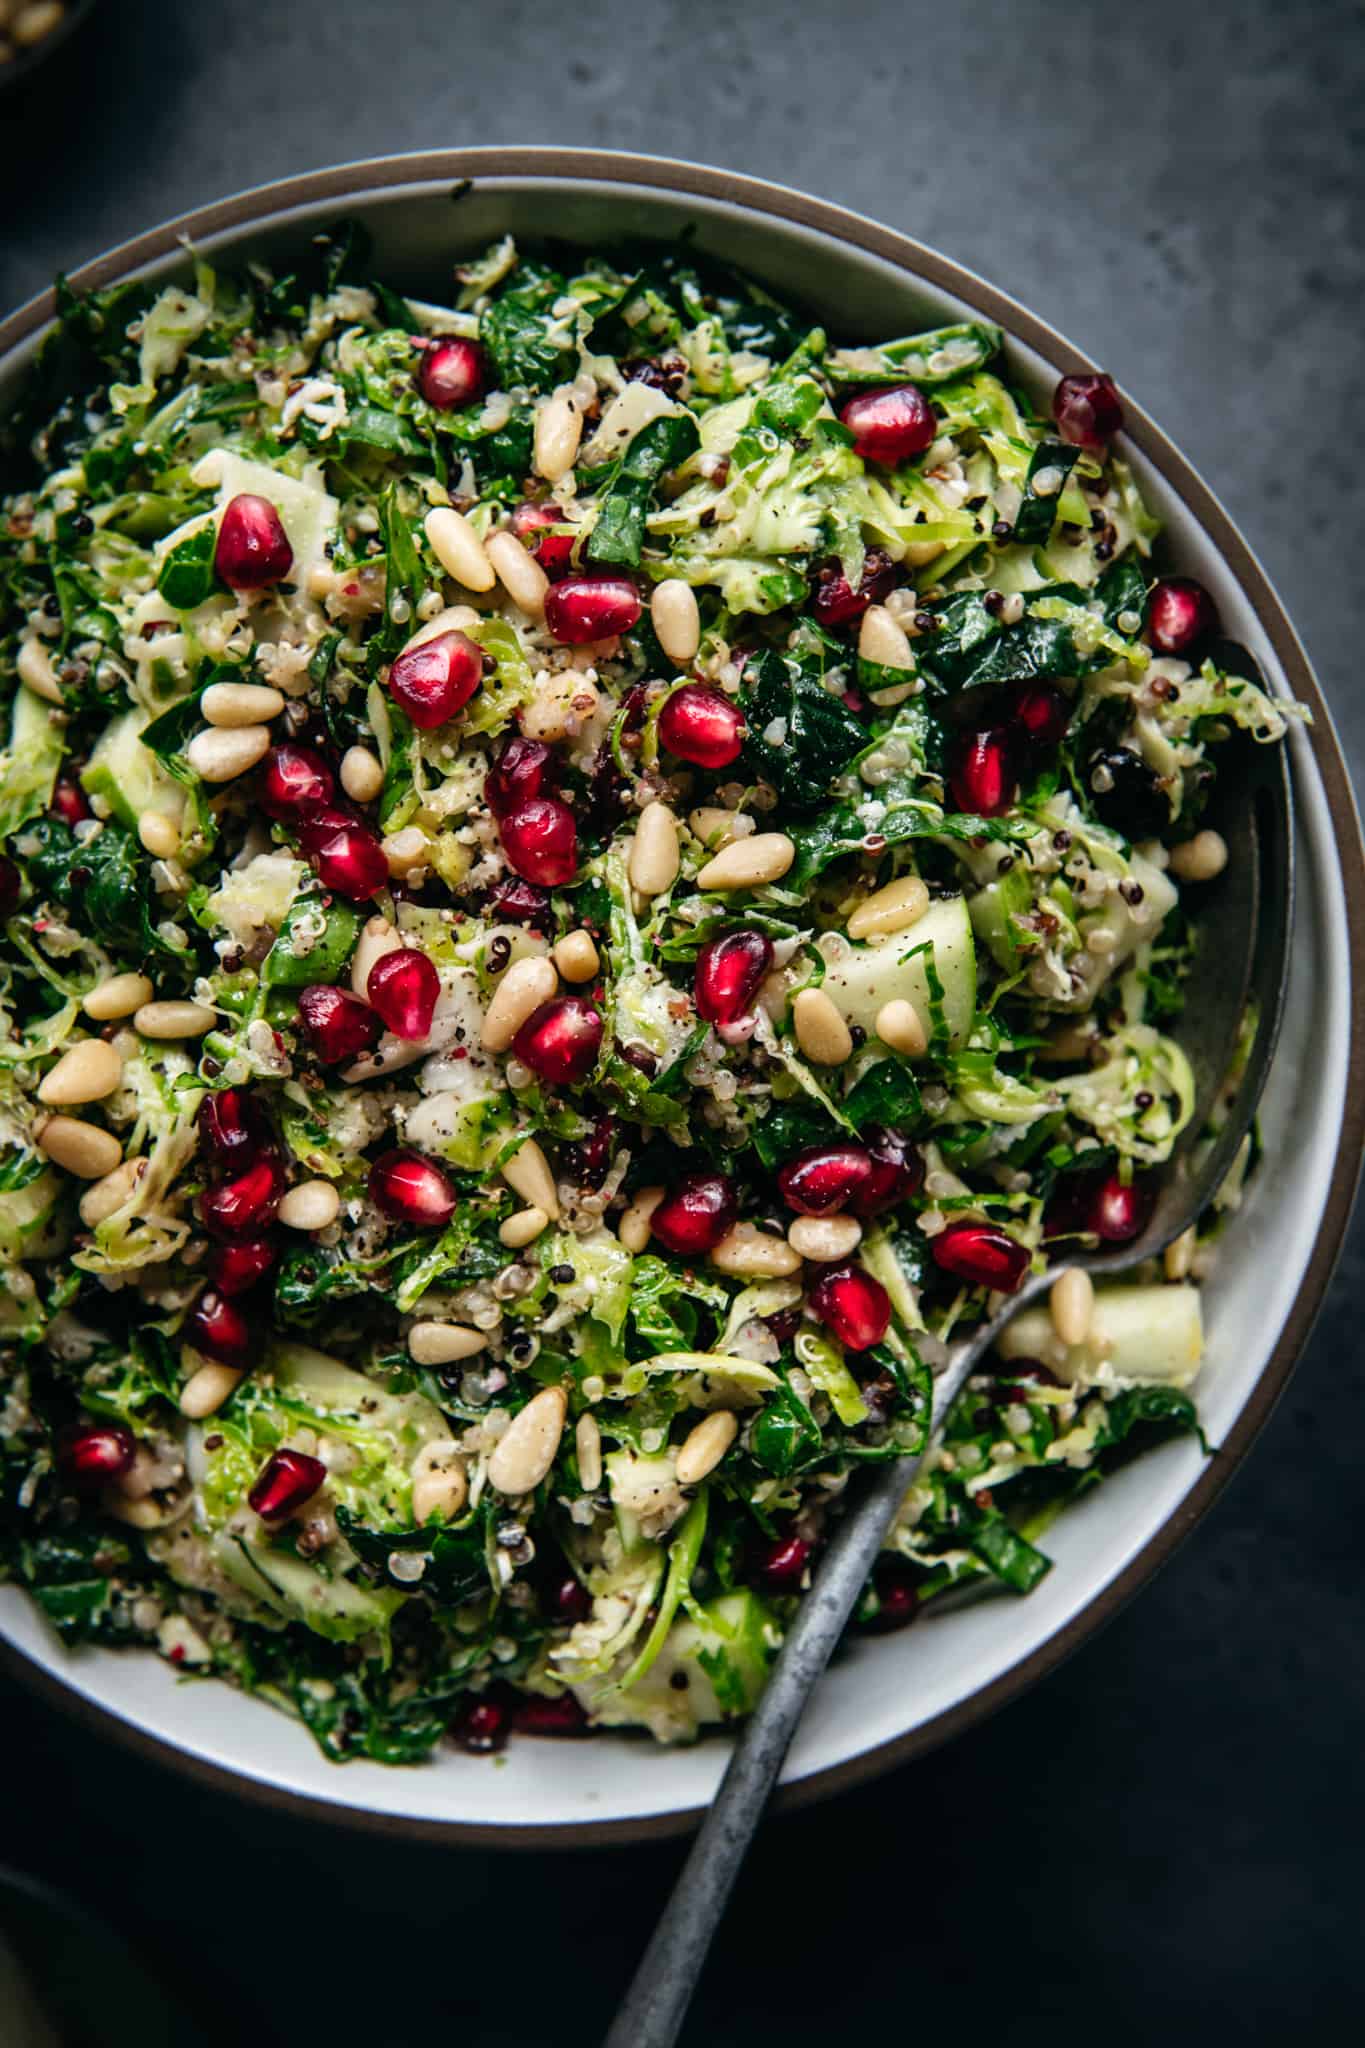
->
[601, 1446, 918, 2048]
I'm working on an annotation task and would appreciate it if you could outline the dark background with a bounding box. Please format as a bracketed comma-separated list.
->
[3, 2, 1363, 2042]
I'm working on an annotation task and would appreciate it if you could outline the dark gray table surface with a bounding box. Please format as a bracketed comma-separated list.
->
[3, 3, 1362, 2042]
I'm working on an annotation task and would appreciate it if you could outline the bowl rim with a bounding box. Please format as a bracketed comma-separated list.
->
[2, 146, 1362, 1849]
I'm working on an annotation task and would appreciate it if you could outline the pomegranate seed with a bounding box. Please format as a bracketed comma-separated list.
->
[387, 629, 483, 729]
[483, 877, 553, 929]
[552, 1573, 592, 1623]
[657, 684, 746, 770]
[693, 929, 774, 1027]
[511, 1692, 589, 1736]
[838, 383, 937, 465]
[865, 1563, 920, 1633]
[649, 1172, 738, 1257]
[931, 1220, 1030, 1293]
[185, 1288, 252, 1370]
[0, 854, 19, 918]
[563, 1115, 615, 1190]
[293, 801, 357, 853]
[777, 1143, 874, 1217]
[850, 1127, 925, 1216]
[200, 1156, 284, 1239]
[1051, 373, 1123, 450]
[261, 743, 334, 823]
[51, 778, 91, 825]
[197, 1089, 271, 1169]
[808, 1263, 891, 1351]
[759, 1533, 812, 1590]
[510, 500, 575, 579]
[297, 983, 380, 1064]
[57, 1421, 135, 1488]
[416, 336, 487, 412]
[367, 948, 440, 1040]
[948, 730, 1018, 817]
[811, 548, 895, 626]
[1048, 1169, 1152, 1243]
[369, 1148, 458, 1227]
[215, 493, 293, 589]
[205, 1236, 277, 1297]
[248, 1447, 326, 1520]
[1148, 577, 1218, 658]
[1012, 683, 1072, 747]
[499, 798, 578, 887]
[484, 736, 557, 819]
[309, 818, 389, 901]
[451, 1695, 508, 1754]
[543, 574, 641, 645]
[512, 996, 603, 1086]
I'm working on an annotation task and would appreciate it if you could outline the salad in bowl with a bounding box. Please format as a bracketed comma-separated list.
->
[0, 227, 1292, 1763]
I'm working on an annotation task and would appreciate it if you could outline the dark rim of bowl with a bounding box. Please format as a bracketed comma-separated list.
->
[1, 148, 1361, 1850]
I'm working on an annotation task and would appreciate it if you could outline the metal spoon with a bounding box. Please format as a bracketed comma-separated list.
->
[606, 729, 1293, 2048]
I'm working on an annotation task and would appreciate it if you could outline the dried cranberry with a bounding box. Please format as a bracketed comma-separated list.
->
[777, 1143, 874, 1217]
[369, 1148, 458, 1227]
[387, 629, 483, 729]
[499, 798, 578, 887]
[416, 336, 487, 411]
[948, 730, 1018, 817]
[484, 735, 557, 819]
[693, 929, 773, 1027]
[511, 996, 603, 1087]
[367, 948, 440, 1040]
[261, 743, 334, 823]
[297, 983, 380, 1064]
[248, 1448, 325, 1519]
[931, 1220, 1030, 1293]
[808, 1263, 891, 1351]
[184, 1289, 252, 1371]
[200, 1156, 284, 1239]
[657, 684, 746, 770]
[810, 547, 896, 626]
[1148, 577, 1218, 658]
[649, 1172, 737, 1257]
[205, 1237, 277, 1297]
[215, 493, 293, 589]
[543, 575, 642, 645]
[1052, 373, 1124, 450]
[838, 384, 936, 465]
[57, 1422, 135, 1488]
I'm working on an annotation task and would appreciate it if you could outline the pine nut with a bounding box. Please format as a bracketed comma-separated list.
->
[424, 506, 495, 591]
[79, 1157, 145, 1227]
[37, 1114, 122, 1179]
[85, 973, 154, 1022]
[501, 1136, 560, 1219]
[278, 1179, 341, 1232]
[482, 955, 558, 1051]
[412, 1439, 468, 1523]
[619, 1186, 664, 1253]
[696, 832, 795, 891]
[788, 1213, 863, 1262]
[689, 806, 752, 848]
[408, 1321, 486, 1366]
[351, 915, 404, 998]
[179, 1363, 244, 1419]
[1164, 1226, 1197, 1281]
[676, 1409, 738, 1486]
[553, 929, 600, 983]
[651, 579, 701, 666]
[875, 998, 927, 1056]
[500, 1205, 549, 1248]
[134, 1001, 215, 1039]
[858, 604, 915, 671]
[534, 394, 582, 483]
[576, 1412, 602, 1492]
[39, 1038, 123, 1106]
[138, 813, 180, 859]
[486, 530, 549, 617]
[710, 1221, 803, 1279]
[102, 1490, 174, 1530]
[340, 745, 385, 804]
[186, 724, 271, 783]
[201, 681, 285, 727]
[848, 875, 930, 941]
[487, 1385, 568, 1495]
[17, 637, 62, 704]
[1050, 1266, 1094, 1346]
[1168, 830, 1228, 884]
[792, 988, 853, 1067]
[403, 603, 482, 651]
[382, 826, 429, 877]
[629, 802, 680, 897]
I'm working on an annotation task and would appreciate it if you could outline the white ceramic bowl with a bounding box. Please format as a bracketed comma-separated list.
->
[2, 151, 1361, 1845]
